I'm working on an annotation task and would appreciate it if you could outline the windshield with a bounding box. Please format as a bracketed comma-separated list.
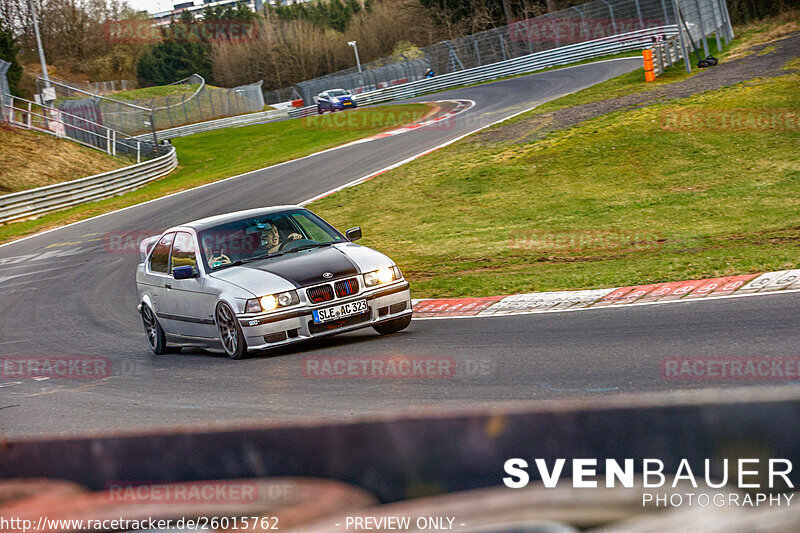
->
[328, 89, 349, 97]
[198, 209, 346, 270]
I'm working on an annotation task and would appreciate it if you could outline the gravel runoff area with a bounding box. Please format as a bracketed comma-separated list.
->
[476, 31, 800, 145]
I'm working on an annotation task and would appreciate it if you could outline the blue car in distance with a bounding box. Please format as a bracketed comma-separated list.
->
[316, 89, 357, 114]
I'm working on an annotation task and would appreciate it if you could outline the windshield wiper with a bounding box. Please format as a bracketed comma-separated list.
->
[241, 252, 285, 263]
[212, 259, 243, 271]
[284, 242, 334, 253]
[211, 252, 284, 271]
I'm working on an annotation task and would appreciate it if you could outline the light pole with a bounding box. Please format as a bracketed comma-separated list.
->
[348, 41, 362, 73]
[27, 0, 54, 102]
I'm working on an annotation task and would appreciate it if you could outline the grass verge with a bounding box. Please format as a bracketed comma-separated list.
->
[310, 73, 800, 297]
[0, 104, 429, 244]
[0, 124, 124, 195]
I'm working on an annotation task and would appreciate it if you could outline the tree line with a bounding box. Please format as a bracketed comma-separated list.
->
[0, 0, 796, 97]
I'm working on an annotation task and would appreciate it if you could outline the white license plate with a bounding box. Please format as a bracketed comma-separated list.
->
[312, 299, 368, 324]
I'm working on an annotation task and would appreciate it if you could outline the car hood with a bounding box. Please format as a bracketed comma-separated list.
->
[332, 243, 393, 273]
[209, 245, 375, 295]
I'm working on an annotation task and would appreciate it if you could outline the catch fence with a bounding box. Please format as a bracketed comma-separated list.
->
[288, 0, 732, 105]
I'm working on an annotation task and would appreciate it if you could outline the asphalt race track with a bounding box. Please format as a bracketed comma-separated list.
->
[2, 57, 799, 438]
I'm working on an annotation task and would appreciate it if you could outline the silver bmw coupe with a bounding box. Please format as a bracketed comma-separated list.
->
[136, 206, 412, 359]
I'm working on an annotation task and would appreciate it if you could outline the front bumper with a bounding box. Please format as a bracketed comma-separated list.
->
[238, 281, 411, 351]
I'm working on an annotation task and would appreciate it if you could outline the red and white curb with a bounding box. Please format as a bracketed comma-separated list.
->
[340, 100, 475, 147]
[412, 269, 800, 318]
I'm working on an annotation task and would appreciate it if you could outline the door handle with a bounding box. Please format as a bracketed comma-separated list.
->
[165, 283, 172, 290]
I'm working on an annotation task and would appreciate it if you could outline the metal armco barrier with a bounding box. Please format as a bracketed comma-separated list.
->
[1, 388, 799, 502]
[651, 34, 684, 75]
[0, 146, 178, 225]
[145, 108, 289, 140]
[290, 26, 678, 118]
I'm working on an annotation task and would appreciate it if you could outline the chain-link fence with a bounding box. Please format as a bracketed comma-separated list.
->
[295, 56, 432, 106]
[292, 0, 731, 105]
[45, 76, 138, 96]
[39, 74, 266, 137]
[263, 86, 302, 106]
[0, 60, 12, 122]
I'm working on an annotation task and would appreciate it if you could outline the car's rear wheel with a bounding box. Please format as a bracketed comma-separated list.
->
[373, 314, 412, 335]
[216, 302, 247, 359]
[142, 304, 171, 355]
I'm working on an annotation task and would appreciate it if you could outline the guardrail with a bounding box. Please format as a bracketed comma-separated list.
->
[145, 108, 289, 140]
[3, 94, 162, 162]
[651, 34, 684, 76]
[0, 146, 178, 225]
[290, 26, 679, 118]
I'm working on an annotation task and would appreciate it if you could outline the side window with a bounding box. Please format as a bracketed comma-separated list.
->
[149, 232, 175, 274]
[170, 232, 198, 274]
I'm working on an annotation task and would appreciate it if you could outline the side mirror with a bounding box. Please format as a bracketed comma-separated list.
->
[173, 265, 197, 280]
[346, 227, 362, 242]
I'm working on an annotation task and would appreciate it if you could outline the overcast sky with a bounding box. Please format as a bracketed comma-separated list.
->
[129, 0, 174, 14]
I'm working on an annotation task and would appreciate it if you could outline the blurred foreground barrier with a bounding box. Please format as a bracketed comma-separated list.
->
[1, 387, 799, 503]
[0, 479, 87, 507]
[287, 477, 739, 532]
[587, 493, 800, 532]
[0, 478, 376, 532]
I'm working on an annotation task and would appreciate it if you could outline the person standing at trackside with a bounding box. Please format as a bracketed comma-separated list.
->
[425, 68, 435, 78]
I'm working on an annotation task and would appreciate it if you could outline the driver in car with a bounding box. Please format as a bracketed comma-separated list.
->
[258, 222, 302, 253]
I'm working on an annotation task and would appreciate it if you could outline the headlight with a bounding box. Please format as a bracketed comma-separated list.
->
[364, 266, 402, 287]
[260, 295, 278, 311]
[245, 290, 299, 313]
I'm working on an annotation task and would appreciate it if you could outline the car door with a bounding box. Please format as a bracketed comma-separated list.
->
[161, 231, 217, 340]
[146, 232, 175, 333]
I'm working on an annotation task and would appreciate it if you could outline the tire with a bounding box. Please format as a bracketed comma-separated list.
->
[142, 304, 171, 355]
[372, 314, 412, 335]
[317, 105, 323, 115]
[216, 302, 248, 360]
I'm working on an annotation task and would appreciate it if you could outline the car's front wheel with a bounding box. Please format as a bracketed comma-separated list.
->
[142, 304, 172, 355]
[373, 314, 412, 335]
[216, 302, 247, 359]
[317, 105, 323, 115]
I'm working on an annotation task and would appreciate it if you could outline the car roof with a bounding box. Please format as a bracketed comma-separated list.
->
[172, 205, 304, 232]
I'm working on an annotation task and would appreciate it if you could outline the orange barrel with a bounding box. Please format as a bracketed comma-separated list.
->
[642, 49, 655, 82]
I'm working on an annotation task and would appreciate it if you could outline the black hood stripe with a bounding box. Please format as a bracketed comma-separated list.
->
[242, 246, 359, 288]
